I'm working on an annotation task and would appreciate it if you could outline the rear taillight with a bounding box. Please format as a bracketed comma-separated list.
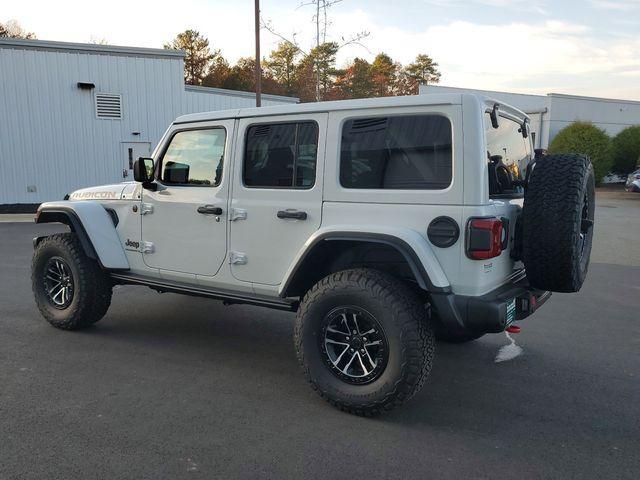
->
[466, 217, 504, 260]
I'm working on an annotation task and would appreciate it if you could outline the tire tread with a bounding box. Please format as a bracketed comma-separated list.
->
[522, 154, 595, 292]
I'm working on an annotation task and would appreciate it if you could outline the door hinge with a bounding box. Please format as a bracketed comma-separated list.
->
[229, 251, 247, 265]
[229, 208, 247, 221]
[141, 203, 154, 215]
[141, 241, 155, 254]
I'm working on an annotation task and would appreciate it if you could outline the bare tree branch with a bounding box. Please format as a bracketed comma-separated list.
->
[260, 17, 310, 57]
[337, 31, 371, 53]
[262, 0, 370, 101]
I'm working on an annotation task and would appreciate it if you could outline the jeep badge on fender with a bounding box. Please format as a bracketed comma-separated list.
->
[125, 239, 140, 250]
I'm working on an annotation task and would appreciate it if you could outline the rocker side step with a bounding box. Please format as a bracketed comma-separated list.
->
[109, 273, 297, 311]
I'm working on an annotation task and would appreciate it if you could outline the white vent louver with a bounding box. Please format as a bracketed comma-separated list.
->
[95, 93, 122, 119]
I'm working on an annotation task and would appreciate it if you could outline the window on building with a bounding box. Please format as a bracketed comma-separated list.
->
[159, 128, 226, 186]
[485, 114, 532, 196]
[244, 122, 319, 188]
[339, 115, 452, 189]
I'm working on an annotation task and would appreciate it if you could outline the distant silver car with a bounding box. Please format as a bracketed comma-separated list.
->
[626, 169, 640, 192]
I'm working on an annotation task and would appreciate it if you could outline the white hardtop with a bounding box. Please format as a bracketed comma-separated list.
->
[174, 93, 530, 125]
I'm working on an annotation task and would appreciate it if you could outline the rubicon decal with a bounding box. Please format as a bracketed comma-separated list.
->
[70, 191, 120, 200]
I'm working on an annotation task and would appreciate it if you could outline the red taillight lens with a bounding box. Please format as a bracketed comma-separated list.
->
[466, 217, 504, 260]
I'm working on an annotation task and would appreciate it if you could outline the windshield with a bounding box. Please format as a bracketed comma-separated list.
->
[485, 113, 533, 197]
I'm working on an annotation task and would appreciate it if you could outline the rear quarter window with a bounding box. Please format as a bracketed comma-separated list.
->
[339, 114, 452, 190]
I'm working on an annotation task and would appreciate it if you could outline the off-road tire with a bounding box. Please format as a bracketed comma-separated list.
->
[294, 268, 435, 416]
[522, 153, 595, 292]
[32, 233, 112, 330]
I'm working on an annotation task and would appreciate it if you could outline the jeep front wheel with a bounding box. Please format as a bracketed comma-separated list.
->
[32, 233, 112, 330]
[294, 268, 435, 416]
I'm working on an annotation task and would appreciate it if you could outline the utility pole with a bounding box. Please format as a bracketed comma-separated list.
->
[254, 0, 262, 107]
[315, 0, 321, 101]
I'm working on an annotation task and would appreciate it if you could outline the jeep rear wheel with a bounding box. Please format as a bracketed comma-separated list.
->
[294, 268, 435, 416]
[32, 233, 112, 330]
[522, 154, 595, 293]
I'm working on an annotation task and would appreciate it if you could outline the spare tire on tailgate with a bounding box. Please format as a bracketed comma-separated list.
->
[522, 153, 595, 293]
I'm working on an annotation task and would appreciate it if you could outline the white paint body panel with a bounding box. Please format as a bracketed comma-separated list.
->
[69, 184, 128, 201]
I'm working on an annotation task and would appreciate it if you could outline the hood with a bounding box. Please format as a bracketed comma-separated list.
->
[69, 182, 140, 201]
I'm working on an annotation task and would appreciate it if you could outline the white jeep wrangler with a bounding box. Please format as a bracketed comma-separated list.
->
[32, 94, 595, 415]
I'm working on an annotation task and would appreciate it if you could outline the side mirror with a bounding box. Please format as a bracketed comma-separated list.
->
[133, 157, 154, 183]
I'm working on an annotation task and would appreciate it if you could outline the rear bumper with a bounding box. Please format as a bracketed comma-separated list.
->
[430, 271, 551, 335]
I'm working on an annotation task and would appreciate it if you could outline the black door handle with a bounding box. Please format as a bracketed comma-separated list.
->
[197, 205, 223, 215]
[277, 210, 307, 220]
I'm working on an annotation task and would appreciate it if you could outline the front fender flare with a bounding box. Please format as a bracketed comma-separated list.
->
[35, 201, 129, 270]
[279, 226, 451, 297]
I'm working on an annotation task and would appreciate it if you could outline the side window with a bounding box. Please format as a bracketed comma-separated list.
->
[485, 114, 531, 186]
[340, 115, 452, 189]
[243, 121, 319, 188]
[160, 128, 226, 186]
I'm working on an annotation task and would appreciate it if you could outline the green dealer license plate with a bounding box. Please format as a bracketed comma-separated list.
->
[506, 298, 517, 325]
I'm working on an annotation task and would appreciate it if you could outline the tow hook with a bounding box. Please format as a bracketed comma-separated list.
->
[506, 325, 521, 334]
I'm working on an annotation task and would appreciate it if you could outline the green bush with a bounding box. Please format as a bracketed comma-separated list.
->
[611, 125, 640, 174]
[548, 122, 612, 183]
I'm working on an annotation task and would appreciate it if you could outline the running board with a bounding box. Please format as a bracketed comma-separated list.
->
[109, 273, 297, 312]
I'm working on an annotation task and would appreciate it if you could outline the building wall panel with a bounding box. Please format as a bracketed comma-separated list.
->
[0, 41, 297, 205]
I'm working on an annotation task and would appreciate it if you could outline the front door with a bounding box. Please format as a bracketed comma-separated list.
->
[230, 113, 327, 285]
[122, 142, 151, 180]
[141, 121, 233, 277]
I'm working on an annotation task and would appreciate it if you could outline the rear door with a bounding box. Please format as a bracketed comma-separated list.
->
[230, 113, 327, 285]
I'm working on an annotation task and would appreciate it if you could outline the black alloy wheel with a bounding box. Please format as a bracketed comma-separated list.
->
[43, 256, 75, 309]
[320, 306, 388, 385]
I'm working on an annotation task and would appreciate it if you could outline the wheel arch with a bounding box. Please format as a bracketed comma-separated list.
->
[279, 229, 451, 298]
[35, 201, 129, 270]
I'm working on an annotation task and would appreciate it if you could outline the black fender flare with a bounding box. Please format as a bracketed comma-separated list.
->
[34, 208, 99, 262]
[279, 231, 452, 298]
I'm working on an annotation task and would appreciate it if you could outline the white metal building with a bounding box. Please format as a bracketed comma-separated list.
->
[0, 38, 297, 209]
[420, 84, 640, 151]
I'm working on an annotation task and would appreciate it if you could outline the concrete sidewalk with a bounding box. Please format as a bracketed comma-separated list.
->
[0, 214, 34, 223]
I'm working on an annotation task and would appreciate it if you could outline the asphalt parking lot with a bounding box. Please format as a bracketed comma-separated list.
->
[1, 190, 639, 480]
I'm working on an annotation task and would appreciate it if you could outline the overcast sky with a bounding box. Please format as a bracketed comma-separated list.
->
[4, 0, 640, 100]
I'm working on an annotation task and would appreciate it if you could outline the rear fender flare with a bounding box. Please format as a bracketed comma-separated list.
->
[35, 201, 129, 270]
[279, 226, 451, 297]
